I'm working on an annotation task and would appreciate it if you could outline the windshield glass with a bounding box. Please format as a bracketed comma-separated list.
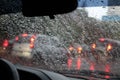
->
[16, 36, 31, 43]
[0, 0, 120, 79]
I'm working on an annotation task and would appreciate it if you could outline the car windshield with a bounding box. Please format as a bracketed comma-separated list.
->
[1, 0, 120, 79]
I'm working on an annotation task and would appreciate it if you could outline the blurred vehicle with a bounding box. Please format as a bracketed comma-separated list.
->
[2, 39, 9, 50]
[1, 39, 14, 54]
[90, 38, 120, 62]
[68, 43, 90, 58]
[10, 33, 68, 64]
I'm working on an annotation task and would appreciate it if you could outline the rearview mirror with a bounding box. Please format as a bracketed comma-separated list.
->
[21, 0, 78, 18]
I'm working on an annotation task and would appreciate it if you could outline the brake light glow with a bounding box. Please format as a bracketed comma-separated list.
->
[90, 62, 95, 71]
[30, 43, 34, 48]
[22, 33, 28, 37]
[30, 37, 35, 43]
[15, 36, 19, 41]
[67, 58, 72, 69]
[3, 39, 9, 47]
[76, 57, 81, 70]
[105, 64, 110, 79]
[105, 75, 110, 79]
[91, 43, 96, 49]
[29, 35, 36, 49]
[69, 46, 74, 51]
[106, 44, 112, 51]
[77, 47, 82, 53]
[99, 38, 105, 42]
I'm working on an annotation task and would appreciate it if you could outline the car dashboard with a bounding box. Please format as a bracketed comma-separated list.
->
[0, 58, 120, 80]
[0, 58, 71, 80]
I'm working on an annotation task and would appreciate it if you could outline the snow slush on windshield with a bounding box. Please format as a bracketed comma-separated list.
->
[0, 0, 120, 79]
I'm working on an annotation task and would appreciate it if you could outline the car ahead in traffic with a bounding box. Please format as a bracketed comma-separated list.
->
[10, 33, 68, 64]
[90, 38, 120, 62]
[68, 43, 90, 58]
[1, 39, 15, 54]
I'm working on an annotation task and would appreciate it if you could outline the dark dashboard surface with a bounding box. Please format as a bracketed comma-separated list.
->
[0, 58, 120, 80]
[0, 58, 71, 80]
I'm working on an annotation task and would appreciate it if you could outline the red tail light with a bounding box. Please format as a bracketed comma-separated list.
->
[30, 37, 35, 43]
[99, 38, 105, 42]
[30, 43, 34, 48]
[77, 47, 82, 53]
[3, 39, 9, 47]
[69, 46, 74, 51]
[91, 43, 96, 49]
[22, 33, 28, 37]
[15, 36, 19, 41]
[30, 35, 36, 49]
[106, 44, 112, 51]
